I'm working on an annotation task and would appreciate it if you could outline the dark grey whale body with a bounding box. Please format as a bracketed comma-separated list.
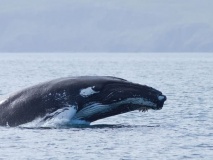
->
[0, 76, 166, 127]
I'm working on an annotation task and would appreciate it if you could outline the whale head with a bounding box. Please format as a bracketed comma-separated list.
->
[72, 76, 167, 124]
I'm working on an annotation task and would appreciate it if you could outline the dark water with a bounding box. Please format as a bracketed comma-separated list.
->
[0, 53, 212, 159]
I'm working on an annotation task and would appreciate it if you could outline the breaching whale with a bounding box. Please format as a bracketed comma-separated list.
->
[0, 76, 166, 127]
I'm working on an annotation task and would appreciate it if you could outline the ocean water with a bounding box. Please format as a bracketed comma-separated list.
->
[0, 53, 212, 160]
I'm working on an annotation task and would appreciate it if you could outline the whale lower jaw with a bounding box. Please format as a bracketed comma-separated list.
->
[72, 98, 157, 122]
[22, 98, 157, 127]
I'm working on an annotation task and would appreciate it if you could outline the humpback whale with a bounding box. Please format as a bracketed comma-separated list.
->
[0, 76, 166, 127]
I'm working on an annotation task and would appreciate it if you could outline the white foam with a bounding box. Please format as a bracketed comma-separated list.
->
[21, 105, 78, 128]
[43, 105, 77, 127]
[80, 86, 99, 97]
[0, 99, 6, 105]
[70, 119, 90, 125]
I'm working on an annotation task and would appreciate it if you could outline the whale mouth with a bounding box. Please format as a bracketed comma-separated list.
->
[138, 95, 166, 112]
[138, 105, 163, 112]
[138, 107, 150, 112]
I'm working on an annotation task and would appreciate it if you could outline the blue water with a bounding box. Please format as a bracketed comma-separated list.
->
[0, 53, 213, 159]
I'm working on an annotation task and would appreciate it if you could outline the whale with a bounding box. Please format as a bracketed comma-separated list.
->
[0, 76, 166, 127]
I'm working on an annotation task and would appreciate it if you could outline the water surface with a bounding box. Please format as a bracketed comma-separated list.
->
[0, 53, 212, 159]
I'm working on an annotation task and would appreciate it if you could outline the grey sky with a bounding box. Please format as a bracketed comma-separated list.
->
[0, 0, 213, 52]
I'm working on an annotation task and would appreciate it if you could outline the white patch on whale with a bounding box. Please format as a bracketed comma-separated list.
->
[80, 86, 99, 97]
[158, 95, 165, 101]
[0, 99, 5, 105]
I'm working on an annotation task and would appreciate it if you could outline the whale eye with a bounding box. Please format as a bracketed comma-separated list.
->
[91, 85, 103, 92]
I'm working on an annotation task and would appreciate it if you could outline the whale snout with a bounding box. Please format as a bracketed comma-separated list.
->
[158, 95, 167, 101]
[156, 95, 167, 109]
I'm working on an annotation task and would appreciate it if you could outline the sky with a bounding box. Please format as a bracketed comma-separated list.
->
[0, 0, 213, 53]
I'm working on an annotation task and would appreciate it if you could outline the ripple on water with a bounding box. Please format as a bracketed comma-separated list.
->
[0, 53, 213, 159]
